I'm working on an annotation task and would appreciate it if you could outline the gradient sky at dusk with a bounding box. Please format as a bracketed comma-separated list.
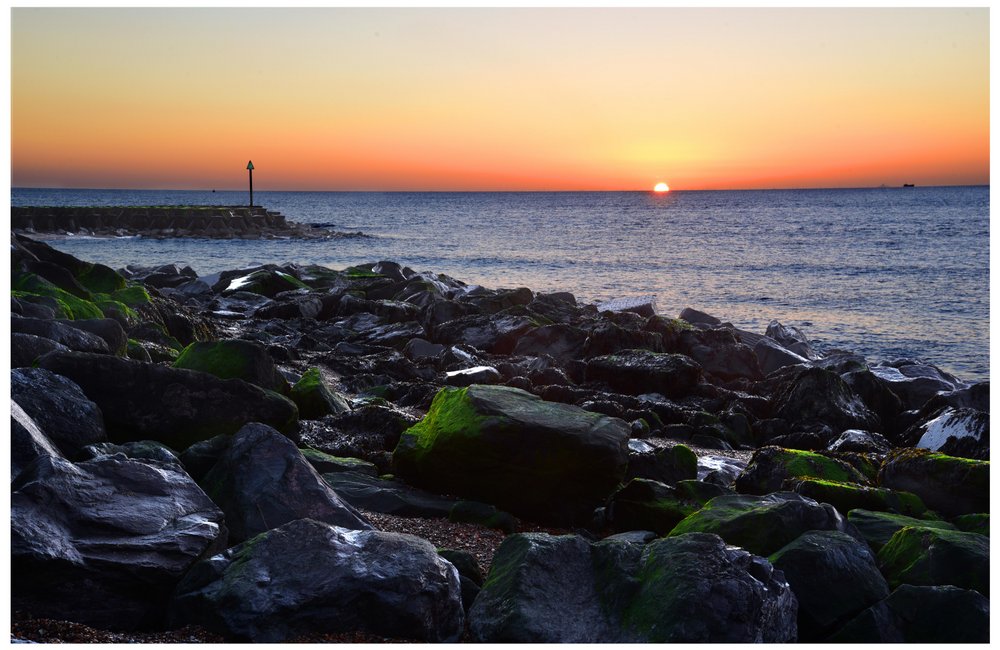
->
[11, 8, 989, 191]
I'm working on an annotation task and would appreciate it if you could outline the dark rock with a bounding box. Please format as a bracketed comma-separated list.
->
[179, 434, 232, 483]
[753, 337, 809, 375]
[870, 359, 967, 411]
[772, 367, 878, 433]
[432, 309, 538, 355]
[846, 509, 957, 552]
[828, 584, 990, 643]
[444, 365, 503, 386]
[608, 478, 727, 535]
[469, 531, 797, 642]
[596, 295, 657, 318]
[512, 323, 588, 362]
[214, 267, 309, 297]
[679, 328, 762, 381]
[83, 440, 182, 467]
[764, 431, 828, 450]
[765, 320, 821, 360]
[769, 530, 889, 641]
[842, 369, 905, 436]
[403, 337, 445, 361]
[12, 454, 226, 630]
[734, 446, 869, 495]
[437, 548, 484, 586]
[919, 380, 989, 415]
[322, 471, 462, 518]
[289, 367, 351, 419]
[172, 339, 289, 394]
[827, 428, 892, 454]
[298, 402, 419, 461]
[393, 384, 629, 526]
[448, 500, 517, 533]
[254, 295, 323, 320]
[300, 448, 378, 476]
[11, 367, 108, 458]
[877, 526, 989, 596]
[56, 318, 128, 356]
[581, 321, 663, 358]
[952, 512, 989, 536]
[625, 442, 698, 485]
[901, 407, 988, 460]
[787, 477, 929, 519]
[678, 307, 722, 327]
[38, 351, 298, 449]
[877, 447, 988, 517]
[12, 316, 110, 354]
[586, 349, 701, 398]
[11, 401, 63, 479]
[696, 454, 747, 487]
[170, 518, 464, 642]
[668, 492, 861, 556]
[201, 423, 371, 543]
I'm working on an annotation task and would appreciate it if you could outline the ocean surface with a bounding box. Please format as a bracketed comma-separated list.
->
[12, 186, 989, 382]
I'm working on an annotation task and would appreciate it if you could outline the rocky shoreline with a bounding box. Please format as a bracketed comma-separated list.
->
[10, 231, 990, 642]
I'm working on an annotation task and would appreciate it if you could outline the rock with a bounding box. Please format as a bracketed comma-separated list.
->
[56, 318, 128, 356]
[11, 332, 69, 367]
[625, 442, 698, 485]
[586, 349, 701, 398]
[468, 531, 797, 642]
[512, 323, 588, 362]
[596, 295, 658, 318]
[842, 369, 905, 435]
[12, 454, 226, 630]
[877, 448, 988, 517]
[877, 526, 989, 596]
[11, 368, 108, 458]
[769, 530, 889, 641]
[254, 295, 323, 320]
[300, 448, 378, 476]
[289, 367, 351, 419]
[11, 401, 64, 479]
[215, 267, 309, 297]
[201, 423, 371, 543]
[765, 320, 821, 360]
[581, 321, 663, 357]
[321, 471, 463, 518]
[170, 519, 464, 642]
[952, 513, 989, 536]
[734, 446, 869, 495]
[786, 478, 928, 518]
[668, 492, 860, 556]
[772, 367, 878, 433]
[697, 454, 748, 487]
[173, 339, 289, 394]
[299, 402, 418, 462]
[444, 365, 503, 386]
[37, 351, 298, 449]
[679, 328, 762, 381]
[902, 407, 988, 460]
[448, 500, 517, 532]
[826, 428, 892, 454]
[846, 509, 957, 552]
[402, 337, 445, 361]
[83, 440, 182, 467]
[753, 337, 809, 375]
[178, 434, 232, 482]
[919, 380, 990, 415]
[11, 316, 110, 354]
[828, 584, 990, 643]
[678, 307, 722, 327]
[432, 309, 537, 354]
[870, 360, 967, 411]
[608, 478, 728, 535]
[393, 384, 629, 525]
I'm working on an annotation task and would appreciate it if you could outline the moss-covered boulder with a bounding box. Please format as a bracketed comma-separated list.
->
[769, 530, 889, 641]
[667, 492, 859, 556]
[216, 268, 310, 297]
[952, 513, 989, 536]
[846, 509, 955, 552]
[608, 478, 728, 535]
[392, 384, 629, 526]
[468, 531, 797, 642]
[300, 448, 377, 476]
[787, 478, 929, 518]
[734, 446, 870, 495]
[625, 443, 698, 485]
[37, 350, 298, 449]
[877, 526, 989, 596]
[173, 340, 289, 394]
[585, 349, 702, 398]
[76, 263, 127, 294]
[290, 368, 351, 419]
[827, 584, 990, 643]
[877, 447, 989, 517]
[13, 272, 104, 320]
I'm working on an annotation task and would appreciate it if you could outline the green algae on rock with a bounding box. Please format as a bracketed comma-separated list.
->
[846, 509, 956, 552]
[877, 447, 989, 517]
[290, 367, 351, 419]
[787, 477, 929, 518]
[173, 339, 289, 394]
[734, 446, 870, 495]
[877, 526, 989, 596]
[608, 478, 728, 535]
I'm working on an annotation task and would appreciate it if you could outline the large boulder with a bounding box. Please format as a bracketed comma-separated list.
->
[846, 509, 957, 552]
[11, 332, 69, 367]
[902, 407, 988, 460]
[734, 446, 869, 495]
[170, 519, 464, 642]
[173, 339, 289, 394]
[877, 526, 989, 596]
[512, 323, 589, 362]
[289, 367, 351, 419]
[786, 478, 929, 519]
[393, 384, 629, 525]
[765, 320, 822, 360]
[37, 351, 298, 449]
[608, 478, 728, 535]
[624, 441, 698, 484]
[678, 328, 762, 381]
[877, 448, 988, 517]
[11, 401, 64, 479]
[468, 531, 797, 642]
[772, 367, 879, 433]
[828, 584, 990, 643]
[769, 530, 889, 641]
[668, 492, 860, 556]
[753, 337, 809, 376]
[11, 367, 108, 458]
[12, 454, 226, 629]
[200, 423, 371, 543]
[586, 349, 702, 397]
[57, 318, 128, 356]
[322, 471, 462, 518]
[11, 316, 110, 353]
[870, 360, 967, 411]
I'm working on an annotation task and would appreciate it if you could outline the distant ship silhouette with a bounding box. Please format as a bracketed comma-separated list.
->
[902, 183, 915, 187]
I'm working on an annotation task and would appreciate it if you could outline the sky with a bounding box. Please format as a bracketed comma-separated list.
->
[10, 8, 990, 191]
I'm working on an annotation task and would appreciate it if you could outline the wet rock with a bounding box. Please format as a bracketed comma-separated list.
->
[827, 428, 892, 454]
[753, 337, 809, 375]
[403, 337, 445, 361]
[581, 321, 663, 358]
[300, 448, 378, 476]
[11, 401, 64, 480]
[877, 447, 988, 517]
[393, 384, 629, 526]
[214, 267, 309, 297]
[322, 471, 464, 518]
[298, 402, 419, 461]
[919, 380, 989, 415]
[12, 316, 110, 354]
[769, 530, 889, 641]
[679, 328, 762, 381]
[772, 367, 878, 433]
[172, 339, 289, 394]
[734, 446, 869, 495]
[57, 318, 128, 356]
[201, 423, 371, 543]
[444, 365, 503, 386]
[765, 320, 822, 360]
[512, 323, 588, 362]
[608, 478, 728, 535]
[253, 295, 323, 320]
[786, 478, 928, 518]
[179, 435, 232, 483]
[432, 309, 538, 355]
[901, 407, 988, 460]
[586, 349, 701, 398]
[846, 509, 957, 552]
[170, 519, 464, 642]
[11, 368, 108, 458]
[841, 369, 905, 435]
[668, 492, 860, 556]
[469, 531, 797, 642]
[37, 351, 298, 449]
[828, 584, 989, 643]
[83, 440, 182, 467]
[289, 367, 351, 419]
[697, 454, 748, 487]
[678, 307, 722, 327]
[877, 526, 989, 596]
[12, 454, 226, 630]
[625, 442, 698, 485]
[870, 360, 967, 411]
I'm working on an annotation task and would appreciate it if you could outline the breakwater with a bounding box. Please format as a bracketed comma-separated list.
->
[11, 205, 333, 239]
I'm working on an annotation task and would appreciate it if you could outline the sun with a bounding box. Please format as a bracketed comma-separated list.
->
[654, 182, 670, 192]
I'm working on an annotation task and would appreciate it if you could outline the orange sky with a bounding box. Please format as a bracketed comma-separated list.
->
[11, 8, 989, 191]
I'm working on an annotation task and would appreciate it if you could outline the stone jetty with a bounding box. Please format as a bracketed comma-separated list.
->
[11, 205, 354, 240]
[10, 232, 990, 643]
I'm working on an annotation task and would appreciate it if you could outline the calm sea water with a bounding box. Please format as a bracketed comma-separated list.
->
[12, 186, 989, 382]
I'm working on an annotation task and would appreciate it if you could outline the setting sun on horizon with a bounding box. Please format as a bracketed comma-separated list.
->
[11, 8, 988, 191]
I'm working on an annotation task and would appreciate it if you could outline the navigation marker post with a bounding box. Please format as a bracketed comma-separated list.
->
[247, 160, 254, 207]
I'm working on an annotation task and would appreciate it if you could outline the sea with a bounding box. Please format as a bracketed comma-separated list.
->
[11, 186, 990, 383]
